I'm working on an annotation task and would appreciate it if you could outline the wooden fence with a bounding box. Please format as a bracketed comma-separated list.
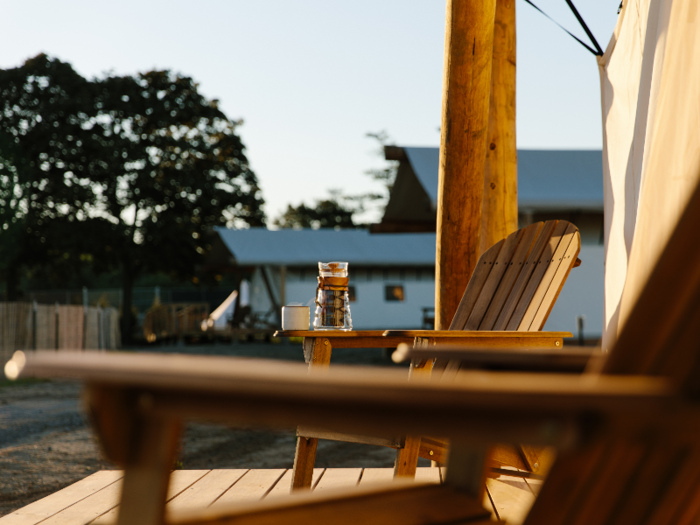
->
[0, 302, 120, 365]
[143, 303, 209, 343]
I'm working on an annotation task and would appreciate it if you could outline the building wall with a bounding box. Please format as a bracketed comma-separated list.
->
[541, 245, 604, 340]
[283, 267, 435, 330]
[249, 248, 604, 338]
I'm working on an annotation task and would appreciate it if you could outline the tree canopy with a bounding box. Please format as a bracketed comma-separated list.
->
[0, 54, 265, 340]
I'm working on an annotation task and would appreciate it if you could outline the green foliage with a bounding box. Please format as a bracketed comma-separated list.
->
[0, 54, 265, 339]
[274, 194, 357, 230]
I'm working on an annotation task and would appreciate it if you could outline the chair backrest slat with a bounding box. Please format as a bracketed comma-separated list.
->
[527, 228, 581, 331]
[462, 227, 524, 330]
[510, 222, 579, 331]
[448, 220, 580, 334]
[448, 239, 505, 330]
[478, 222, 544, 331]
[492, 220, 559, 330]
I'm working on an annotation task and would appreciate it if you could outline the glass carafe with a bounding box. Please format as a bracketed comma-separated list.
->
[313, 262, 352, 331]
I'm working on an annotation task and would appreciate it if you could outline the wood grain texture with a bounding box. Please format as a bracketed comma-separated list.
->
[296, 428, 400, 449]
[292, 337, 333, 490]
[528, 230, 581, 331]
[435, 0, 497, 330]
[408, 346, 592, 372]
[486, 474, 536, 524]
[480, 0, 517, 256]
[465, 228, 522, 330]
[507, 221, 570, 331]
[169, 483, 492, 525]
[313, 469, 362, 491]
[479, 222, 542, 331]
[384, 330, 571, 339]
[359, 469, 395, 486]
[213, 470, 286, 506]
[39, 480, 122, 525]
[493, 220, 557, 331]
[0, 471, 122, 525]
[449, 239, 504, 330]
[167, 470, 248, 512]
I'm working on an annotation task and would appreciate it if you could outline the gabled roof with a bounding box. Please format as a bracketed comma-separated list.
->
[214, 227, 436, 266]
[401, 147, 603, 211]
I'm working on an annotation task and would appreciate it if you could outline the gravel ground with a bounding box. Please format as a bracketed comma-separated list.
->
[0, 342, 419, 516]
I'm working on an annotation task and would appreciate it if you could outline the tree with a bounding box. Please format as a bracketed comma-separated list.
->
[273, 131, 398, 229]
[274, 191, 357, 229]
[0, 54, 265, 341]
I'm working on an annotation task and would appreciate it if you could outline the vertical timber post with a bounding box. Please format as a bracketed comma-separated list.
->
[435, 0, 498, 330]
[481, 0, 518, 254]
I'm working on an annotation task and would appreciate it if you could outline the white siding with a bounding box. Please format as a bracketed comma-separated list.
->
[543, 245, 604, 339]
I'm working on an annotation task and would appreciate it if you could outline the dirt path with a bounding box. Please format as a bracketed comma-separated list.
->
[0, 343, 416, 516]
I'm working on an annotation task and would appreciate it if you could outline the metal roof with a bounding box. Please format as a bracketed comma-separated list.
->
[403, 147, 603, 211]
[215, 227, 436, 266]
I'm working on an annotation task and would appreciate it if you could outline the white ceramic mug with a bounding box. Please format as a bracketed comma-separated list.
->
[282, 306, 310, 331]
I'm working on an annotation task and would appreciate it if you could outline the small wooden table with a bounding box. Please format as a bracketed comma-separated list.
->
[273, 330, 572, 368]
[273, 330, 414, 367]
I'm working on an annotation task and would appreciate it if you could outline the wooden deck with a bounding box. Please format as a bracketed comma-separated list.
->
[1, 468, 540, 525]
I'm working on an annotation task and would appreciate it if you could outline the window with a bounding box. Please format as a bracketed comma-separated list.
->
[348, 285, 357, 302]
[385, 285, 405, 302]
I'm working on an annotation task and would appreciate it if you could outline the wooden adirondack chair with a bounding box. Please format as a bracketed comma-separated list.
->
[8, 184, 700, 525]
[291, 219, 581, 487]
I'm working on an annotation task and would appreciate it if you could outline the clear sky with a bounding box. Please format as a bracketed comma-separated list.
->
[1, 0, 619, 224]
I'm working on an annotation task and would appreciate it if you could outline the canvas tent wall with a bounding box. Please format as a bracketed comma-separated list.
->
[600, 0, 700, 350]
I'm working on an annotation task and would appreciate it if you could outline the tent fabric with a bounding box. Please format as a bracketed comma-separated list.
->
[600, 0, 700, 350]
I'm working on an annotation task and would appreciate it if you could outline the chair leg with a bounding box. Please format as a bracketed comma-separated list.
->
[117, 415, 180, 525]
[292, 337, 333, 491]
[292, 436, 319, 490]
[394, 436, 422, 477]
[443, 443, 489, 500]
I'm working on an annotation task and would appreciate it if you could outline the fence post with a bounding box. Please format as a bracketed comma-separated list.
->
[55, 302, 60, 350]
[32, 301, 38, 350]
[82, 287, 88, 351]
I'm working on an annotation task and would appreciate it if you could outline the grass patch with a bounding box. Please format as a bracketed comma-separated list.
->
[0, 377, 50, 389]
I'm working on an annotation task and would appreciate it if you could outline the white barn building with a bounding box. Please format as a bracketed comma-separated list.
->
[213, 228, 437, 330]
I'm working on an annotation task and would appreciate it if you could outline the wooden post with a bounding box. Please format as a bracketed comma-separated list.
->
[481, 0, 518, 254]
[435, 0, 498, 330]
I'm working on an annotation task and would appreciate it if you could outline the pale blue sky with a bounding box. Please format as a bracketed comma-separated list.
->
[1, 0, 619, 223]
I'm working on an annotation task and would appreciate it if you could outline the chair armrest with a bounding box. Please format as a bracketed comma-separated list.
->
[9, 350, 683, 451]
[392, 343, 602, 373]
[274, 330, 414, 348]
[383, 330, 573, 339]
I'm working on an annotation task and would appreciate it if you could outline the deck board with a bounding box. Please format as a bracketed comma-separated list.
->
[486, 474, 537, 524]
[210, 469, 286, 507]
[0, 471, 122, 525]
[313, 468, 363, 491]
[166, 470, 248, 511]
[1, 468, 534, 524]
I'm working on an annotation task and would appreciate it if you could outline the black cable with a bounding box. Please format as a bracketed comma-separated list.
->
[564, 0, 604, 55]
[522, 0, 602, 57]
